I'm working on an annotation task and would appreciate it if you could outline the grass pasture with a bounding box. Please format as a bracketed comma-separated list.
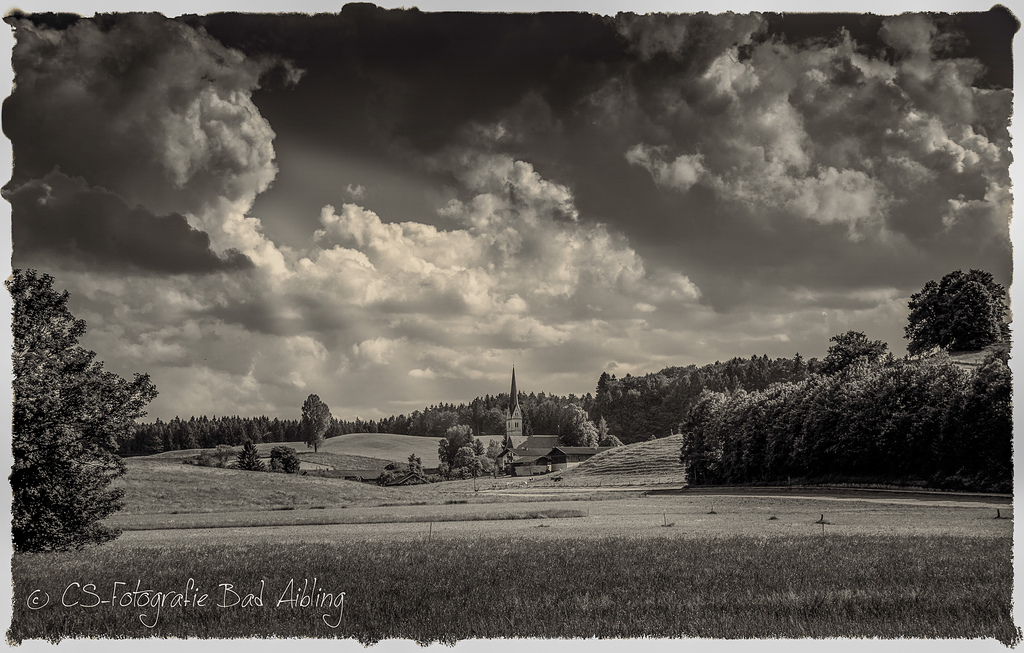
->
[10, 535, 1016, 643]
[316, 432, 446, 466]
[116, 458, 405, 514]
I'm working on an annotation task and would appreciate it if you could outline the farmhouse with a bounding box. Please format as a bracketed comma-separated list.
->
[495, 368, 610, 476]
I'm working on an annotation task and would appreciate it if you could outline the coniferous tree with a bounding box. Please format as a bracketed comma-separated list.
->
[9, 269, 158, 552]
[236, 440, 265, 471]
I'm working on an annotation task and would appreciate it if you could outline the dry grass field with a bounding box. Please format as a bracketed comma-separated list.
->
[23, 439, 1016, 645]
[10, 534, 1016, 643]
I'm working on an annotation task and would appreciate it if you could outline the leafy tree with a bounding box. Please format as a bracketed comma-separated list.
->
[485, 439, 503, 460]
[407, 453, 423, 475]
[453, 446, 483, 478]
[472, 438, 485, 456]
[214, 444, 234, 468]
[301, 394, 332, 453]
[269, 446, 301, 473]
[599, 433, 624, 448]
[905, 269, 1010, 355]
[559, 404, 598, 447]
[9, 269, 158, 552]
[236, 440, 265, 471]
[438, 424, 474, 466]
[820, 331, 888, 375]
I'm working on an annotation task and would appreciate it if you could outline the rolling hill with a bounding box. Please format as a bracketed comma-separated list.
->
[137, 432, 523, 469]
[550, 435, 688, 485]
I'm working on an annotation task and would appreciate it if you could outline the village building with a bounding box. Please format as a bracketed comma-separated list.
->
[495, 367, 611, 476]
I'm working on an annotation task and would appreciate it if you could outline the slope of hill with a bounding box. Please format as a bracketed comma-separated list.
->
[547, 435, 687, 486]
[137, 431, 523, 469]
[318, 432, 446, 466]
[944, 343, 1009, 371]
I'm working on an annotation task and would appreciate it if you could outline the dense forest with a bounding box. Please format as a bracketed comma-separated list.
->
[679, 346, 1011, 492]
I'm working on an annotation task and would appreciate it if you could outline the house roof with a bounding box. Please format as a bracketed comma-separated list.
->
[385, 471, 429, 486]
[550, 446, 614, 455]
[511, 455, 549, 465]
[515, 435, 560, 451]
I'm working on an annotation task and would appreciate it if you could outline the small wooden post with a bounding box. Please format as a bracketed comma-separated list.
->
[663, 511, 667, 526]
[429, 522, 433, 540]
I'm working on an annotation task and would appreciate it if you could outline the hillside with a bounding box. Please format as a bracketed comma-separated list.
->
[545, 436, 688, 486]
[943, 343, 1009, 371]
[314, 432, 444, 466]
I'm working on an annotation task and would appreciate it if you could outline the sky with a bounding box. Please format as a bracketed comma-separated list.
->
[2, 5, 1017, 423]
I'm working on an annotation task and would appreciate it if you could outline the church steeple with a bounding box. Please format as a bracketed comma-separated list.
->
[505, 365, 523, 439]
[509, 366, 519, 414]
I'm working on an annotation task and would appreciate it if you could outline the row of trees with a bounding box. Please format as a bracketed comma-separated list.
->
[592, 354, 822, 444]
[125, 411, 356, 456]
[680, 345, 1011, 492]
[679, 269, 1013, 493]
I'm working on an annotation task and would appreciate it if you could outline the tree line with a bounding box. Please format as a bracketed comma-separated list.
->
[679, 342, 1011, 492]
[679, 269, 1012, 493]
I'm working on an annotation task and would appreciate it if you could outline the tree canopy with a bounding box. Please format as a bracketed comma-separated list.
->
[820, 331, 889, 375]
[300, 393, 332, 452]
[905, 269, 1010, 355]
[9, 269, 157, 551]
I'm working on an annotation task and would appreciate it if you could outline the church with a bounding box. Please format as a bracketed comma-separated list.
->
[495, 366, 612, 476]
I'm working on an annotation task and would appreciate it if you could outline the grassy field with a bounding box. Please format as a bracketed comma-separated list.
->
[316, 432, 447, 466]
[108, 507, 586, 530]
[115, 458, 407, 514]
[106, 492, 1013, 548]
[138, 432, 447, 468]
[10, 535, 1016, 643]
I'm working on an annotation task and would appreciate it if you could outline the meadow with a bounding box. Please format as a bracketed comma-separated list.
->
[9, 535, 1016, 643]
[15, 435, 1017, 645]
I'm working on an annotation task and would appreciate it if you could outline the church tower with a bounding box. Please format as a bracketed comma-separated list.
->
[505, 366, 523, 439]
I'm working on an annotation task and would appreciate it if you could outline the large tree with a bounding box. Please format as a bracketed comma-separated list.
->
[905, 269, 1010, 355]
[9, 269, 157, 552]
[820, 331, 889, 375]
[300, 393, 332, 452]
[438, 424, 474, 466]
[559, 404, 599, 447]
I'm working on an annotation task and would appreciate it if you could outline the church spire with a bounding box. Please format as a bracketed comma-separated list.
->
[509, 365, 519, 414]
[505, 365, 523, 440]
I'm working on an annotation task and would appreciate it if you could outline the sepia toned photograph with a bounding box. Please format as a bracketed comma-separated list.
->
[2, 2, 1017, 646]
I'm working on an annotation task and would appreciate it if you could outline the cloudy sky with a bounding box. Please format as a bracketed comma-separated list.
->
[3, 6, 1016, 422]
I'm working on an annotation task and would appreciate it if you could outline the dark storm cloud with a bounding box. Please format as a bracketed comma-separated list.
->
[6, 172, 253, 274]
[184, 7, 626, 154]
[184, 8, 1014, 316]
[3, 12, 289, 217]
